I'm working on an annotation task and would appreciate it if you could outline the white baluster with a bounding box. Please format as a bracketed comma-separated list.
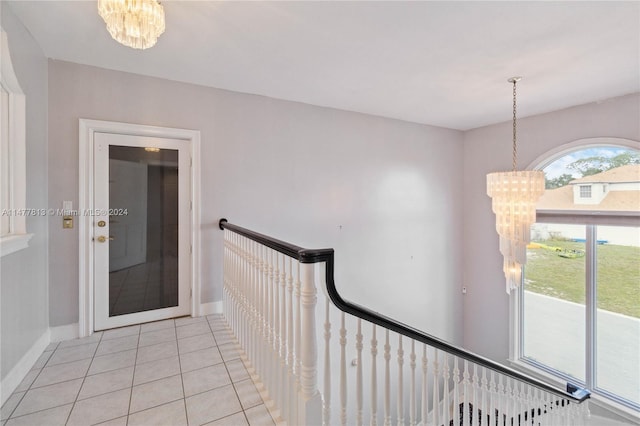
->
[340, 312, 348, 426]
[299, 262, 321, 424]
[505, 377, 513, 426]
[295, 261, 302, 380]
[252, 241, 261, 376]
[452, 357, 460, 426]
[471, 363, 479, 426]
[291, 259, 301, 425]
[442, 353, 450, 426]
[384, 330, 391, 426]
[279, 254, 287, 419]
[581, 396, 591, 424]
[409, 340, 416, 426]
[432, 349, 440, 426]
[397, 335, 404, 426]
[273, 250, 282, 409]
[371, 324, 378, 426]
[252, 240, 259, 378]
[323, 297, 331, 426]
[356, 319, 364, 426]
[520, 381, 527, 426]
[511, 378, 519, 426]
[488, 370, 496, 426]
[497, 374, 506, 426]
[527, 384, 536, 426]
[462, 360, 470, 426]
[480, 367, 488, 426]
[253, 241, 261, 379]
[287, 257, 297, 424]
[267, 248, 275, 394]
[261, 244, 269, 383]
[232, 235, 247, 348]
[544, 391, 554, 425]
[225, 233, 232, 325]
[421, 345, 428, 426]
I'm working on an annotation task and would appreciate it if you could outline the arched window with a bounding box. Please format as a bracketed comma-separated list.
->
[514, 139, 640, 414]
[0, 28, 31, 256]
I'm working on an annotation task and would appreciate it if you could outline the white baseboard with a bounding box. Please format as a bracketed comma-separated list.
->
[0, 329, 50, 406]
[49, 323, 79, 342]
[199, 301, 223, 316]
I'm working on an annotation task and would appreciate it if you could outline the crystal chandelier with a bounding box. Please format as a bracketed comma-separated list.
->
[486, 77, 545, 293]
[98, 0, 165, 50]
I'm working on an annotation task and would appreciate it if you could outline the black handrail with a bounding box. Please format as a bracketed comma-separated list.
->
[219, 218, 591, 403]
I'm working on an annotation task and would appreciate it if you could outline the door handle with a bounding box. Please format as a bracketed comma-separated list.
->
[95, 235, 115, 243]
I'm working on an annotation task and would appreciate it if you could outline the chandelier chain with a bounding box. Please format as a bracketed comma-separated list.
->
[512, 79, 518, 172]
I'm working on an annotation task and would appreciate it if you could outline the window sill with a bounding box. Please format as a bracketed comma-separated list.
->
[508, 358, 640, 424]
[0, 233, 33, 257]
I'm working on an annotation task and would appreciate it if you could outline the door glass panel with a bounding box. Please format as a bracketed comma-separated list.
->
[596, 225, 640, 404]
[524, 223, 586, 381]
[108, 145, 179, 317]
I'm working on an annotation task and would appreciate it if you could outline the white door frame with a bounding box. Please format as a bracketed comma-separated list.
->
[79, 119, 201, 337]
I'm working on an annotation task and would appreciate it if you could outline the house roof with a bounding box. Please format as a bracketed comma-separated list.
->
[570, 164, 640, 184]
[538, 189, 640, 211]
[538, 165, 640, 212]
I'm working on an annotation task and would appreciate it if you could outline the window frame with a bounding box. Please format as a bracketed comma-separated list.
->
[513, 214, 640, 418]
[0, 28, 32, 257]
[579, 184, 592, 198]
[510, 139, 640, 420]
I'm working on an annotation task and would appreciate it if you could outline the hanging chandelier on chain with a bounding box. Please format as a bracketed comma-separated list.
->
[486, 77, 545, 294]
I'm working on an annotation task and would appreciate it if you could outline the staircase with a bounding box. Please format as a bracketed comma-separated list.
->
[218, 219, 591, 426]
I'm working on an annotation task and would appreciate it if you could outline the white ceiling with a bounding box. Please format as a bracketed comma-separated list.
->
[7, 1, 640, 130]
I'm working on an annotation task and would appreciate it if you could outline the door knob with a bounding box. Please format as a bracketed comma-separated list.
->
[96, 235, 115, 243]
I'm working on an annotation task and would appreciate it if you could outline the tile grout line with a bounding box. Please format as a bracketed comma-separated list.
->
[210, 317, 253, 426]
[217, 315, 278, 426]
[4, 316, 274, 426]
[175, 320, 189, 425]
[63, 330, 104, 426]
[3, 342, 84, 423]
[124, 324, 143, 426]
[2, 345, 56, 422]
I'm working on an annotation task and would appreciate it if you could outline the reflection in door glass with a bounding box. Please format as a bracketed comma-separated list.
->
[108, 146, 179, 317]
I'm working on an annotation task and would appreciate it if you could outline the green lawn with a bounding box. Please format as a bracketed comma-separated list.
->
[525, 239, 640, 318]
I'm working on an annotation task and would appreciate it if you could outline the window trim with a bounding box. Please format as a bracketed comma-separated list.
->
[510, 209, 640, 419]
[512, 139, 640, 420]
[0, 28, 32, 257]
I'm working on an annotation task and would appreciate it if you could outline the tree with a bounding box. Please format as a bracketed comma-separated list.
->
[545, 173, 574, 189]
[567, 151, 639, 178]
[608, 151, 640, 169]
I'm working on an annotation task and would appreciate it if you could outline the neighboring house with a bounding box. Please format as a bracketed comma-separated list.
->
[538, 164, 640, 212]
[535, 165, 640, 246]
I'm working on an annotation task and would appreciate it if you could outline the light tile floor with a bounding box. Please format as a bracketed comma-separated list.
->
[1, 315, 276, 426]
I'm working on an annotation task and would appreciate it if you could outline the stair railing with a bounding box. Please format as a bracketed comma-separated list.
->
[219, 219, 590, 426]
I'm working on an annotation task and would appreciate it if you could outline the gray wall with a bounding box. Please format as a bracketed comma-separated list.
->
[462, 93, 640, 361]
[48, 61, 465, 344]
[0, 5, 49, 380]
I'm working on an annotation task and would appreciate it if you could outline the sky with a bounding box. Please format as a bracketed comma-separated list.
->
[542, 147, 637, 179]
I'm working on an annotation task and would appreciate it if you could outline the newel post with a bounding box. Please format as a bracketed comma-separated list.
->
[298, 262, 322, 425]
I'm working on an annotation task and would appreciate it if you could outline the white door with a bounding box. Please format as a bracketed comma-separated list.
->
[94, 132, 191, 330]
